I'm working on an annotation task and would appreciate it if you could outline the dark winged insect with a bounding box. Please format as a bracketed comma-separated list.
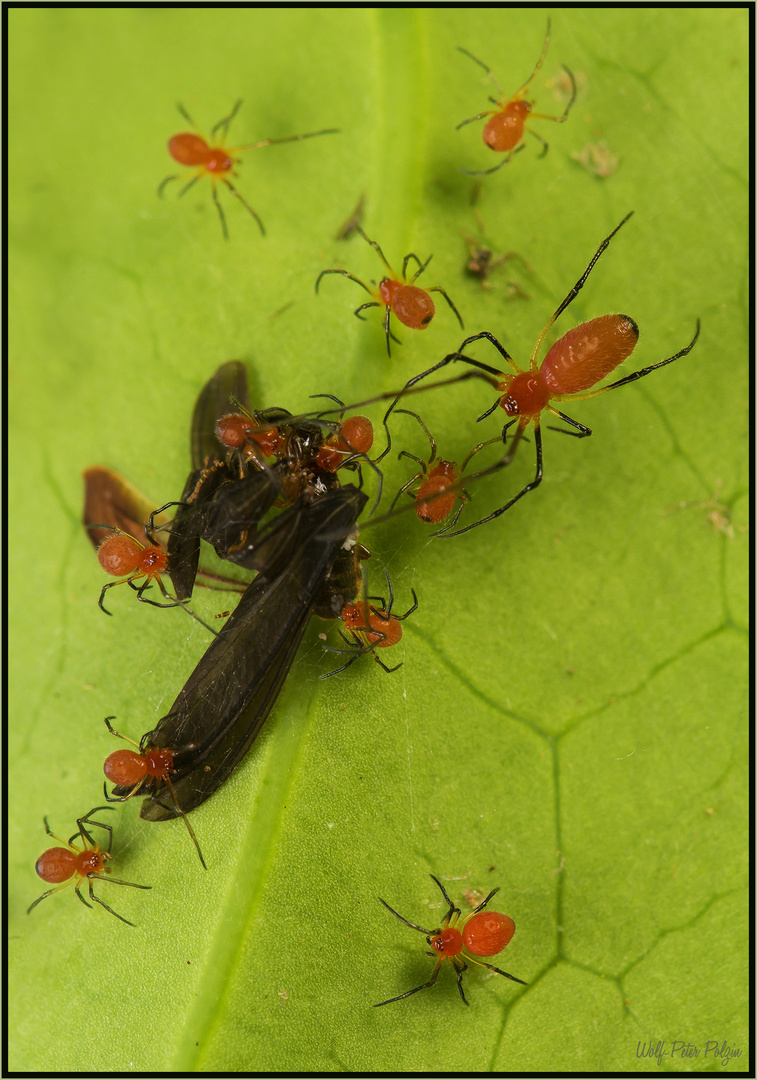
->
[27, 806, 150, 926]
[375, 874, 525, 1006]
[167, 367, 379, 599]
[166, 419, 337, 593]
[167, 363, 308, 598]
[110, 486, 368, 824]
[166, 465, 285, 585]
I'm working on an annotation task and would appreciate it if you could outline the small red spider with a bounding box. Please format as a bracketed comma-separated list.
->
[316, 226, 463, 356]
[159, 99, 338, 238]
[457, 20, 576, 175]
[375, 874, 526, 1006]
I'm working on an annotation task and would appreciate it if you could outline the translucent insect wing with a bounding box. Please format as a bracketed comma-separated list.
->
[83, 467, 171, 551]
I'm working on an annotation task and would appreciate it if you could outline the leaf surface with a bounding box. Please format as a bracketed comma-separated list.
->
[9, 7, 748, 1072]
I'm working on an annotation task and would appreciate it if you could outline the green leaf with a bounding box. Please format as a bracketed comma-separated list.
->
[10, 7, 748, 1072]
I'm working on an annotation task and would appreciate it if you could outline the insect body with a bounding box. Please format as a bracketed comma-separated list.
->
[171, 466, 285, 578]
[170, 408, 354, 590]
[375, 874, 525, 1006]
[316, 226, 463, 356]
[382, 212, 701, 537]
[27, 807, 150, 926]
[158, 99, 338, 238]
[312, 538, 371, 621]
[457, 20, 576, 175]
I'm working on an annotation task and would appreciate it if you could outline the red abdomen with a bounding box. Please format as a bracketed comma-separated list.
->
[380, 281, 436, 329]
[463, 911, 515, 956]
[483, 101, 530, 152]
[541, 315, 639, 395]
[168, 133, 210, 166]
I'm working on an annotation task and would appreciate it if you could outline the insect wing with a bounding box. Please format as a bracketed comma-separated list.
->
[167, 459, 290, 600]
[190, 360, 250, 470]
[138, 485, 368, 818]
[83, 467, 171, 550]
[141, 573, 310, 817]
[166, 461, 233, 601]
[166, 362, 250, 600]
